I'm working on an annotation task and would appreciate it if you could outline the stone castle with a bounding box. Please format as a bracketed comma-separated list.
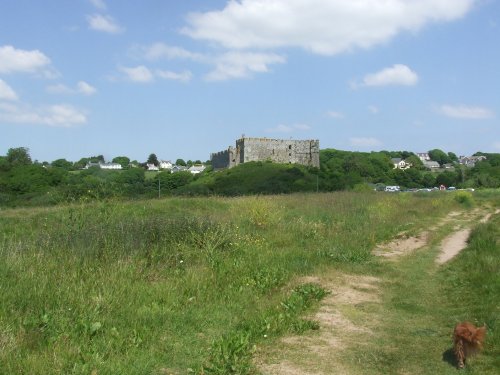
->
[211, 137, 320, 170]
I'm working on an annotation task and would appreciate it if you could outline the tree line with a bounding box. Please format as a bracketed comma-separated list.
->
[0, 147, 499, 207]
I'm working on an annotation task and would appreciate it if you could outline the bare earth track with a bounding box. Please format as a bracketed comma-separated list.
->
[256, 208, 497, 374]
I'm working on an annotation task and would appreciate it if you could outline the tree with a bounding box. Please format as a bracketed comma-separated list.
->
[447, 152, 458, 163]
[405, 155, 425, 170]
[6, 147, 32, 166]
[147, 153, 159, 166]
[428, 149, 451, 166]
[112, 156, 130, 169]
[51, 158, 73, 170]
[176, 159, 186, 166]
[88, 155, 104, 163]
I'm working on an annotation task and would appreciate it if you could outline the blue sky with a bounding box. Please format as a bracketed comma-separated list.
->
[0, 0, 498, 163]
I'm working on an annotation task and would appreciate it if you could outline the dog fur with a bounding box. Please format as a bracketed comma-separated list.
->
[453, 322, 487, 369]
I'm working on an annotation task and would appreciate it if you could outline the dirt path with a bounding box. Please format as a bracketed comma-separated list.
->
[256, 207, 497, 374]
[436, 228, 472, 264]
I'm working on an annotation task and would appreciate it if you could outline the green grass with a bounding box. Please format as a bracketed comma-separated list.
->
[334, 202, 499, 374]
[0, 192, 497, 374]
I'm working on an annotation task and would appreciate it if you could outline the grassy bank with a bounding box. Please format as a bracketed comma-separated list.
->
[0, 192, 495, 373]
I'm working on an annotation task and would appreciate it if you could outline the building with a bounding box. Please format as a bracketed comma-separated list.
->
[84, 162, 122, 170]
[416, 153, 431, 162]
[391, 158, 411, 170]
[188, 165, 206, 174]
[159, 160, 173, 170]
[211, 137, 320, 170]
[458, 155, 487, 168]
[423, 160, 440, 169]
[100, 162, 122, 170]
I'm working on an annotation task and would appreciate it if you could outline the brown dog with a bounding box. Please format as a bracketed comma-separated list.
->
[453, 322, 487, 369]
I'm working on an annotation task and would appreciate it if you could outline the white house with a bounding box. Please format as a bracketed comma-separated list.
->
[416, 153, 430, 162]
[159, 160, 173, 170]
[391, 158, 411, 170]
[100, 162, 122, 170]
[188, 165, 206, 174]
[84, 162, 121, 170]
[147, 163, 159, 171]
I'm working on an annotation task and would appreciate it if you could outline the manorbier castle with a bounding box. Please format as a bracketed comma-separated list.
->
[211, 137, 320, 170]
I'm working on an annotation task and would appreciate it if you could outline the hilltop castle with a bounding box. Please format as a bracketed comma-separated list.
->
[211, 137, 320, 170]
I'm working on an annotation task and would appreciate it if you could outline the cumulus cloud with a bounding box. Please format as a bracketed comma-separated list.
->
[89, 0, 106, 10]
[119, 65, 154, 83]
[156, 70, 193, 82]
[47, 81, 97, 95]
[327, 111, 344, 119]
[140, 42, 204, 62]
[0, 79, 18, 101]
[87, 14, 124, 34]
[205, 51, 286, 81]
[0, 45, 52, 74]
[0, 103, 87, 127]
[350, 137, 382, 148]
[182, 0, 474, 55]
[438, 104, 494, 119]
[266, 123, 311, 133]
[77, 81, 97, 95]
[357, 64, 418, 87]
[368, 105, 379, 114]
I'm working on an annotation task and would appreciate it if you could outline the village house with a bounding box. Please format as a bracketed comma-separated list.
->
[84, 162, 122, 170]
[416, 152, 431, 162]
[159, 160, 173, 170]
[459, 155, 487, 168]
[423, 160, 440, 169]
[147, 163, 159, 171]
[188, 165, 206, 174]
[391, 158, 412, 170]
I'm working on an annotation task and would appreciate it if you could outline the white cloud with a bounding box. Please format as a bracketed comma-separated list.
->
[87, 14, 124, 34]
[0, 45, 51, 74]
[47, 81, 97, 95]
[359, 64, 418, 87]
[493, 142, 500, 151]
[205, 51, 286, 81]
[156, 70, 193, 82]
[0, 103, 87, 127]
[182, 0, 474, 55]
[77, 81, 97, 95]
[119, 65, 154, 83]
[266, 123, 311, 133]
[350, 137, 382, 148]
[0, 79, 18, 101]
[438, 105, 494, 119]
[89, 0, 106, 10]
[141, 42, 204, 61]
[46, 84, 73, 95]
[327, 111, 344, 119]
[368, 105, 379, 114]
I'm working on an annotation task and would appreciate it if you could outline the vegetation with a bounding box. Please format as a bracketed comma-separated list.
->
[0, 186, 498, 373]
[1, 147, 500, 208]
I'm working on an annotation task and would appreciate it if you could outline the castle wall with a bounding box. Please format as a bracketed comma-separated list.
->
[211, 137, 320, 169]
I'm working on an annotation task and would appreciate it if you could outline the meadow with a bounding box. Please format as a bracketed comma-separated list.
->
[0, 191, 498, 374]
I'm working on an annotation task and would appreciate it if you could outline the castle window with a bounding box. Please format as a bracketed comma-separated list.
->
[288, 145, 292, 149]
[289, 153, 292, 156]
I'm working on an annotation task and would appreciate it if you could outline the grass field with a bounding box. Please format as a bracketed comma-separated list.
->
[0, 191, 498, 374]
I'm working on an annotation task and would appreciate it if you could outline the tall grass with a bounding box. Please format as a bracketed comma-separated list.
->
[0, 192, 462, 373]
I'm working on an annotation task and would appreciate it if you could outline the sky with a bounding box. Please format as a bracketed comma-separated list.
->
[0, 0, 499, 163]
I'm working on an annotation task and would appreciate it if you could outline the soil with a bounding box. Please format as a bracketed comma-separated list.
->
[256, 207, 498, 374]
